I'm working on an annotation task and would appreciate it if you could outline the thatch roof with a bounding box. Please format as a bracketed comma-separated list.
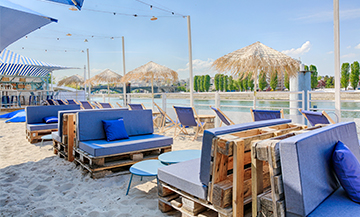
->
[121, 61, 178, 83]
[212, 41, 300, 77]
[57, 74, 84, 86]
[85, 69, 122, 85]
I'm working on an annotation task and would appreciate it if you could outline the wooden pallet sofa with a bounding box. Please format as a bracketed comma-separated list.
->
[74, 109, 173, 178]
[26, 104, 80, 143]
[157, 119, 308, 217]
[254, 122, 360, 217]
[52, 108, 129, 161]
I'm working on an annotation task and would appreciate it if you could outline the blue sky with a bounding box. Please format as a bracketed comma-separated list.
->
[6, 0, 360, 81]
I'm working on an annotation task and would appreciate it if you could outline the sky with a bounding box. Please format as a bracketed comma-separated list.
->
[5, 0, 360, 82]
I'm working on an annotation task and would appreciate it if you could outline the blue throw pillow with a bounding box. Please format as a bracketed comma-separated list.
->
[43, 116, 58, 124]
[332, 141, 360, 203]
[102, 118, 129, 142]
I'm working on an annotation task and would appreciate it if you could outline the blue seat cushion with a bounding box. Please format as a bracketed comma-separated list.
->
[102, 118, 129, 141]
[200, 119, 292, 185]
[158, 158, 208, 200]
[308, 187, 360, 217]
[332, 141, 360, 203]
[52, 131, 61, 142]
[78, 134, 173, 157]
[27, 123, 58, 131]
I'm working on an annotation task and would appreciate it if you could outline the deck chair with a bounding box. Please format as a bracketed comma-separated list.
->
[298, 109, 335, 126]
[45, 99, 56, 106]
[154, 102, 181, 133]
[66, 99, 78, 105]
[55, 99, 67, 105]
[173, 106, 206, 141]
[98, 102, 113, 109]
[210, 106, 235, 127]
[128, 103, 145, 110]
[250, 108, 284, 121]
[116, 102, 123, 108]
[79, 101, 95, 109]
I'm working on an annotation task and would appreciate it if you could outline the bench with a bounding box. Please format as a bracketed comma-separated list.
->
[74, 109, 173, 178]
[157, 119, 310, 216]
[25, 104, 80, 143]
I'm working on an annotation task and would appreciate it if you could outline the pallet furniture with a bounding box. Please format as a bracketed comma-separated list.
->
[157, 119, 303, 217]
[25, 104, 80, 143]
[73, 109, 173, 178]
[253, 122, 360, 217]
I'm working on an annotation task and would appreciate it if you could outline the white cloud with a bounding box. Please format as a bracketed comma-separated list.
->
[347, 46, 351, 49]
[177, 58, 214, 77]
[355, 43, 360, 49]
[282, 41, 311, 57]
[327, 51, 334, 54]
[341, 53, 356, 59]
[295, 8, 360, 23]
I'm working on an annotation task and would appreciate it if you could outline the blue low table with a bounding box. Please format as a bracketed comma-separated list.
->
[158, 149, 201, 165]
[126, 159, 166, 195]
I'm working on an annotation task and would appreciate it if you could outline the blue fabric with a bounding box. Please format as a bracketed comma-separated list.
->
[253, 109, 281, 121]
[128, 104, 143, 110]
[158, 158, 208, 200]
[102, 118, 129, 142]
[77, 110, 153, 141]
[0, 109, 24, 118]
[174, 106, 197, 127]
[26, 123, 57, 131]
[301, 110, 330, 126]
[130, 160, 166, 176]
[26, 105, 80, 124]
[66, 99, 77, 104]
[80, 101, 93, 109]
[5, 111, 26, 123]
[100, 103, 112, 108]
[308, 187, 360, 217]
[78, 134, 172, 157]
[332, 141, 360, 203]
[43, 116, 58, 124]
[279, 122, 360, 216]
[210, 106, 231, 126]
[200, 118, 292, 185]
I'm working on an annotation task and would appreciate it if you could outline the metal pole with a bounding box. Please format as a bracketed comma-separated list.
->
[83, 65, 87, 100]
[187, 15, 194, 107]
[50, 71, 53, 91]
[215, 92, 220, 128]
[87, 48, 91, 101]
[334, 0, 341, 122]
[122, 36, 127, 106]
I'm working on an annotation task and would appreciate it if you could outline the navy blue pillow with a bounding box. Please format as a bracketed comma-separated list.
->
[102, 118, 129, 142]
[332, 141, 360, 203]
[43, 116, 58, 124]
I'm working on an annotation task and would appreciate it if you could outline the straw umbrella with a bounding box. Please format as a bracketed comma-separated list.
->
[121, 61, 178, 108]
[85, 69, 123, 101]
[57, 74, 84, 100]
[212, 41, 300, 107]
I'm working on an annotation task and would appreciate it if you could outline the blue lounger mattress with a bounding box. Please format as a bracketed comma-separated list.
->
[158, 158, 207, 200]
[27, 123, 58, 131]
[78, 134, 173, 157]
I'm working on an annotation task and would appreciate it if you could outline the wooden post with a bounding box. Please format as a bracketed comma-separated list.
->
[233, 140, 244, 217]
[67, 114, 75, 162]
[251, 142, 263, 217]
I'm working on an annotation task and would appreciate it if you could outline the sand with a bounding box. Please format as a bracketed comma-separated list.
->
[0, 118, 202, 217]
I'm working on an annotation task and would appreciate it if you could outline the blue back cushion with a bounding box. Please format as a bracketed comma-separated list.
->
[332, 141, 360, 203]
[43, 116, 58, 124]
[102, 118, 129, 141]
[280, 122, 360, 216]
[200, 118, 292, 185]
[77, 109, 153, 141]
[26, 105, 80, 124]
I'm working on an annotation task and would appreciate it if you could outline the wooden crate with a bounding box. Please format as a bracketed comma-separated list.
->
[251, 125, 326, 217]
[53, 113, 76, 162]
[26, 128, 57, 144]
[73, 146, 172, 179]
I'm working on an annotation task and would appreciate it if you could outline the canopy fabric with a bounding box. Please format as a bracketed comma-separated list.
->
[45, 0, 84, 10]
[0, 49, 74, 77]
[0, 0, 57, 51]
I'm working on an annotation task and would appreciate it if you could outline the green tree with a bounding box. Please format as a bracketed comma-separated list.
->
[248, 73, 254, 91]
[284, 71, 290, 90]
[199, 75, 205, 92]
[304, 65, 309, 71]
[194, 76, 199, 92]
[258, 71, 267, 91]
[242, 75, 248, 91]
[310, 65, 318, 90]
[219, 74, 224, 91]
[204, 75, 211, 92]
[270, 72, 278, 91]
[228, 76, 233, 91]
[350, 61, 360, 90]
[223, 75, 228, 92]
[237, 74, 244, 91]
[341, 63, 350, 90]
[214, 74, 220, 91]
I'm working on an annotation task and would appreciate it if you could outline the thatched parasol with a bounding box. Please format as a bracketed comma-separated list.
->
[85, 69, 123, 98]
[57, 74, 84, 100]
[121, 61, 178, 108]
[212, 41, 300, 107]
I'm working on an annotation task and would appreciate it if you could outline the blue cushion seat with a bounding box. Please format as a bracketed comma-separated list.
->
[78, 134, 173, 157]
[102, 118, 129, 141]
[158, 158, 207, 200]
[27, 123, 58, 131]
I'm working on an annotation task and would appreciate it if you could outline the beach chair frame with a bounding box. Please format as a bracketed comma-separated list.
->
[128, 103, 145, 110]
[173, 106, 206, 141]
[79, 101, 95, 109]
[298, 109, 335, 126]
[116, 102, 123, 108]
[250, 108, 284, 122]
[97, 102, 114, 109]
[210, 106, 235, 127]
[154, 102, 181, 134]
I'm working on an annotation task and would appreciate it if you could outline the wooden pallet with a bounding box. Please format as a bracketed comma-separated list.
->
[73, 146, 172, 179]
[52, 113, 76, 161]
[26, 128, 57, 144]
[251, 125, 326, 217]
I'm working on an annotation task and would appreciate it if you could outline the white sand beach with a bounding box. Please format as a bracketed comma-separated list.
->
[0, 118, 202, 217]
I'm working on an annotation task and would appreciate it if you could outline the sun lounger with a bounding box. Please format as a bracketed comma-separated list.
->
[154, 102, 178, 133]
[116, 102, 123, 108]
[97, 102, 113, 109]
[250, 108, 284, 121]
[299, 109, 335, 126]
[128, 103, 145, 110]
[45, 99, 56, 105]
[79, 101, 95, 109]
[210, 106, 235, 126]
[66, 99, 78, 105]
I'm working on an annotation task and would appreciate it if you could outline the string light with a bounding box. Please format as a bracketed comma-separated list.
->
[150, 16, 157, 21]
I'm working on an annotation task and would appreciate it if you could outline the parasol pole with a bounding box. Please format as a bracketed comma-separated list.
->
[187, 15, 194, 107]
[334, 0, 341, 122]
[122, 36, 127, 106]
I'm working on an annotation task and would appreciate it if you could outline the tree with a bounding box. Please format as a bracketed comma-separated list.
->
[228, 76, 233, 91]
[284, 71, 290, 90]
[199, 75, 205, 92]
[317, 80, 326, 89]
[219, 74, 224, 91]
[194, 76, 199, 92]
[304, 65, 309, 71]
[341, 63, 350, 90]
[204, 75, 211, 92]
[310, 65, 318, 90]
[325, 76, 334, 88]
[214, 74, 220, 91]
[242, 75, 248, 91]
[270, 72, 278, 91]
[223, 75, 229, 92]
[258, 71, 267, 91]
[247, 72, 254, 91]
[237, 74, 244, 91]
[350, 61, 360, 90]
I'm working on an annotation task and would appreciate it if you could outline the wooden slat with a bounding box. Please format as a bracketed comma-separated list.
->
[232, 140, 244, 217]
